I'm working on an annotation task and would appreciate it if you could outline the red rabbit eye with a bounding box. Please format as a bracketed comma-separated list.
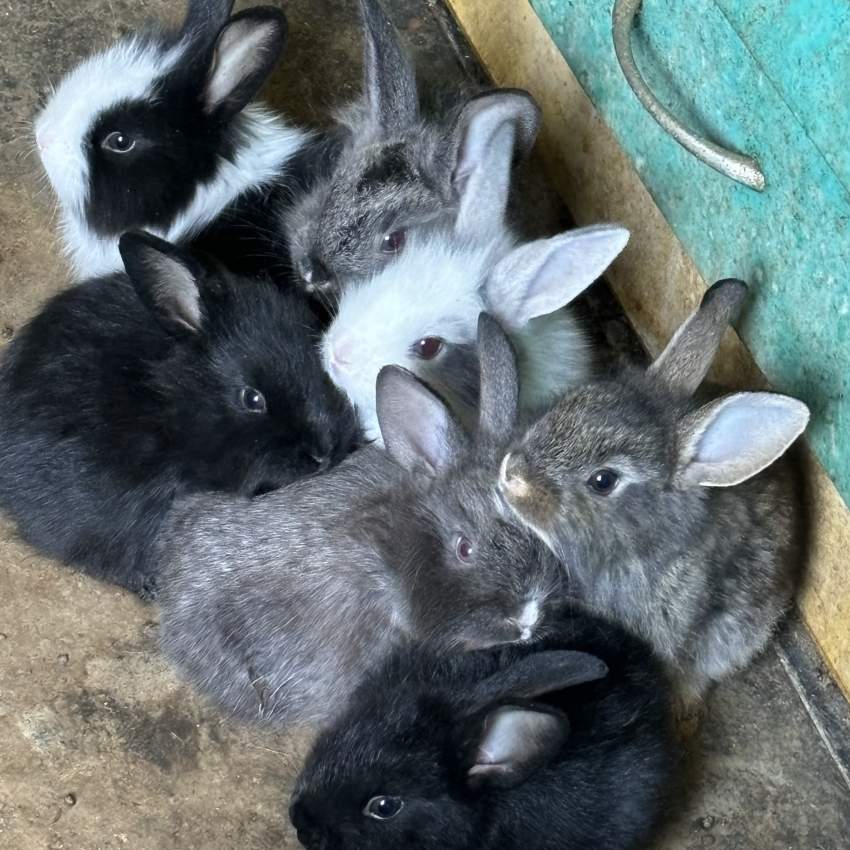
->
[414, 337, 443, 360]
[455, 534, 474, 562]
[381, 229, 406, 254]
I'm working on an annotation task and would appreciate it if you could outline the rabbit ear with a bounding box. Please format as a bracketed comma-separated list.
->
[467, 705, 568, 790]
[469, 651, 609, 714]
[476, 313, 519, 442]
[649, 278, 748, 396]
[376, 365, 468, 475]
[180, 0, 236, 45]
[484, 226, 629, 330]
[119, 231, 204, 337]
[452, 90, 540, 239]
[359, 0, 419, 135]
[676, 392, 809, 488]
[202, 8, 287, 119]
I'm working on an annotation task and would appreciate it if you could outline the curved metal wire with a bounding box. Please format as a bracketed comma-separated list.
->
[612, 0, 765, 191]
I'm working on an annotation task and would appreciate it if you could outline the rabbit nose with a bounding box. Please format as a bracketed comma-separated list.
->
[329, 338, 354, 371]
[510, 598, 541, 642]
[300, 255, 333, 292]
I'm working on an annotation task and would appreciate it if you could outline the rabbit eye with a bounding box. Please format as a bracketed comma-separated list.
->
[102, 131, 135, 154]
[587, 468, 619, 495]
[455, 534, 474, 563]
[381, 228, 406, 254]
[413, 337, 443, 360]
[239, 387, 267, 414]
[363, 795, 404, 820]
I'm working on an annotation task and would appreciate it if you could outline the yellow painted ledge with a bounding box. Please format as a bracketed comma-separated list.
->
[445, 0, 850, 697]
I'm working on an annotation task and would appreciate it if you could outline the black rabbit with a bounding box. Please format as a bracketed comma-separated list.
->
[291, 606, 677, 850]
[0, 232, 359, 598]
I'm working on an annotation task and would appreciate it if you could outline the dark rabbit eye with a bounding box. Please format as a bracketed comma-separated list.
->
[102, 131, 136, 154]
[587, 468, 619, 495]
[381, 228, 406, 254]
[413, 337, 443, 360]
[239, 387, 267, 414]
[363, 796, 404, 820]
[455, 534, 474, 563]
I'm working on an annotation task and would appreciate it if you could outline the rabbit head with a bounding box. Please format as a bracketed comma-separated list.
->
[283, 0, 541, 302]
[320, 119, 629, 442]
[362, 315, 565, 650]
[290, 643, 610, 850]
[35, 0, 302, 278]
[498, 279, 810, 567]
[118, 231, 360, 496]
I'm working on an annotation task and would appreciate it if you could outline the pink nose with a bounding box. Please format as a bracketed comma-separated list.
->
[36, 126, 56, 151]
[329, 338, 354, 371]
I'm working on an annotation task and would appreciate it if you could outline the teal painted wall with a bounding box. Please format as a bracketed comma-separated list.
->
[531, 0, 850, 504]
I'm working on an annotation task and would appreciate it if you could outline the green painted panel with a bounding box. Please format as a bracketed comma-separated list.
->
[531, 0, 850, 504]
[714, 0, 850, 192]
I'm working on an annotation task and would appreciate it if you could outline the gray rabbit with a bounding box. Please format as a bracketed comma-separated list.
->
[282, 0, 540, 303]
[156, 345, 563, 726]
[498, 280, 810, 707]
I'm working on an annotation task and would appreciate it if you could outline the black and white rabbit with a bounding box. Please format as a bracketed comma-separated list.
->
[291, 606, 677, 850]
[283, 0, 543, 302]
[156, 332, 565, 726]
[0, 232, 359, 599]
[34, 0, 331, 282]
[495, 280, 810, 705]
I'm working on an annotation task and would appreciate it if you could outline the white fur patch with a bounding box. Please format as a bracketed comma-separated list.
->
[35, 35, 185, 224]
[516, 598, 540, 641]
[36, 34, 307, 280]
[324, 229, 591, 443]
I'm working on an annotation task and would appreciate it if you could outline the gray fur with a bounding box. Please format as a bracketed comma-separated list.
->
[282, 0, 540, 302]
[157, 365, 562, 727]
[498, 281, 810, 701]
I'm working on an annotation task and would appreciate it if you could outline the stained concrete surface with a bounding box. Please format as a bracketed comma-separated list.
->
[0, 1, 848, 849]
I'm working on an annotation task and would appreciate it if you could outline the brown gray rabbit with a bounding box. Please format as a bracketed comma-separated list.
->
[498, 280, 810, 706]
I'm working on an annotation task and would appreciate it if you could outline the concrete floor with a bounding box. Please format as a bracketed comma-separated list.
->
[1, 1, 849, 848]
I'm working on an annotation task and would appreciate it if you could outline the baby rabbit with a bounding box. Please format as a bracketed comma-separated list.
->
[0, 232, 358, 599]
[290, 606, 677, 850]
[499, 279, 810, 705]
[320, 80, 628, 441]
[34, 0, 323, 281]
[284, 0, 543, 303]
[157, 329, 564, 727]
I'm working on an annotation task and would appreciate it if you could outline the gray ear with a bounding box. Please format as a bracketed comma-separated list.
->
[376, 365, 468, 475]
[476, 313, 519, 442]
[452, 90, 541, 238]
[119, 231, 204, 337]
[468, 705, 568, 789]
[485, 225, 630, 329]
[648, 278, 748, 396]
[676, 392, 809, 488]
[181, 0, 235, 44]
[359, 0, 419, 134]
[202, 8, 287, 119]
[470, 650, 609, 713]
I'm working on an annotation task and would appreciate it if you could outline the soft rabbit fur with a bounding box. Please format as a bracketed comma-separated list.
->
[34, 0, 327, 281]
[498, 281, 810, 702]
[283, 0, 542, 304]
[156, 358, 563, 727]
[291, 606, 676, 850]
[0, 232, 358, 599]
[321, 106, 629, 441]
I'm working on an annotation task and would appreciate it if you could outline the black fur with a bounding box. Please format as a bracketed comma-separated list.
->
[0, 237, 359, 599]
[292, 606, 677, 850]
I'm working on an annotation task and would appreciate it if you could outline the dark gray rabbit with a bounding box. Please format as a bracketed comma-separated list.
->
[157, 350, 563, 726]
[291, 606, 677, 850]
[283, 0, 541, 302]
[498, 280, 810, 705]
